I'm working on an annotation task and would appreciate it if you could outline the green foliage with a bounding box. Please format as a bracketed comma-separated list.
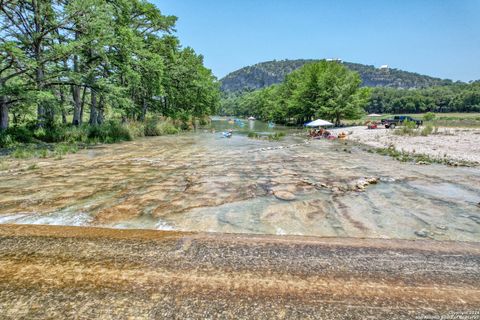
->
[220, 59, 453, 93]
[247, 132, 260, 139]
[288, 61, 370, 125]
[268, 132, 286, 141]
[247, 131, 285, 141]
[53, 144, 78, 159]
[144, 118, 179, 136]
[0, 0, 219, 140]
[12, 147, 35, 159]
[1, 127, 34, 145]
[423, 112, 436, 121]
[394, 120, 419, 136]
[0, 133, 16, 148]
[222, 61, 370, 125]
[421, 124, 434, 136]
[221, 60, 479, 120]
[373, 144, 473, 166]
[87, 122, 133, 143]
[155, 121, 180, 135]
[366, 82, 480, 114]
[1, 117, 182, 157]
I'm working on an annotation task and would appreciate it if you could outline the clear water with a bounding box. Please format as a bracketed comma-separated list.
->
[0, 119, 479, 241]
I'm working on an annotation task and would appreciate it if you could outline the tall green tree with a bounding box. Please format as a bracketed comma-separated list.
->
[0, 0, 220, 133]
[288, 61, 370, 126]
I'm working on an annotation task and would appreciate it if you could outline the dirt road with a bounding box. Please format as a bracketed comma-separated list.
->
[0, 225, 479, 319]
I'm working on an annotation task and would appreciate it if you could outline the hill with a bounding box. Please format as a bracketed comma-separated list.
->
[220, 59, 454, 93]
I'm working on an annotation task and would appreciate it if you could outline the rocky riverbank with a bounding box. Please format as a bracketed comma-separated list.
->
[330, 126, 480, 165]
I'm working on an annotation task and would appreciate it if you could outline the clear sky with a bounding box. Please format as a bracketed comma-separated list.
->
[153, 0, 480, 82]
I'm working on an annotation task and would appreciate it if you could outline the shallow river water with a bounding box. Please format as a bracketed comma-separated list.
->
[1, 120, 479, 241]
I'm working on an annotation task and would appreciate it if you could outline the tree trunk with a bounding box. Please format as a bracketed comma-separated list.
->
[0, 95, 8, 131]
[89, 89, 98, 125]
[79, 86, 87, 125]
[36, 68, 46, 126]
[72, 50, 81, 125]
[59, 88, 67, 124]
[335, 113, 341, 127]
[140, 97, 147, 121]
[97, 95, 105, 125]
[60, 60, 68, 125]
[72, 82, 81, 126]
[33, 0, 46, 127]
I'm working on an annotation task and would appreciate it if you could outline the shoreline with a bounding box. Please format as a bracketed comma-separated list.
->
[331, 126, 480, 166]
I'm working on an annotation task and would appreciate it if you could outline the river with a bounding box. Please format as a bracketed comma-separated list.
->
[0, 119, 479, 241]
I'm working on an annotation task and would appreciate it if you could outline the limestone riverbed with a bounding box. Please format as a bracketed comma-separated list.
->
[0, 126, 479, 241]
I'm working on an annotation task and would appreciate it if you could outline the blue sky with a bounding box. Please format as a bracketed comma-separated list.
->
[153, 0, 480, 81]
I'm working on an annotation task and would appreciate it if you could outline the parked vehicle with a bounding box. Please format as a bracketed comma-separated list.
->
[382, 116, 423, 129]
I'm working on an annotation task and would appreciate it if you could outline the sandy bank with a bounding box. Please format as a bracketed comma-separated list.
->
[331, 126, 480, 164]
[0, 225, 479, 319]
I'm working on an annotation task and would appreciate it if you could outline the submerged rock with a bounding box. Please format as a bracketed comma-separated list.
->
[414, 228, 430, 238]
[274, 191, 296, 201]
[354, 177, 379, 192]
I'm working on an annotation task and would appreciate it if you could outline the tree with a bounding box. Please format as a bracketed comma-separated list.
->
[0, 0, 220, 135]
[288, 61, 370, 126]
[227, 61, 370, 126]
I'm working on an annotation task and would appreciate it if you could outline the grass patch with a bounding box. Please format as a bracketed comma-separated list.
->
[268, 132, 286, 141]
[53, 144, 79, 159]
[247, 131, 286, 141]
[247, 132, 260, 139]
[393, 120, 437, 137]
[1, 118, 184, 160]
[11, 146, 36, 159]
[372, 144, 474, 166]
[420, 123, 434, 136]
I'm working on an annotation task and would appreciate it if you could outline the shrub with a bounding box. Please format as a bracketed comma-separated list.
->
[156, 121, 179, 135]
[60, 126, 89, 143]
[124, 122, 145, 139]
[144, 119, 162, 136]
[423, 112, 436, 122]
[4, 126, 34, 144]
[421, 124, 434, 136]
[0, 133, 15, 148]
[11, 146, 35, 159]
[394, 120, 418, 136]
[268, 132, 286, 141]
[247, 131, 259, 138]
[87, 121, 133, 143]
[54, 143, 78, 159]
[34, 127, 47, 139]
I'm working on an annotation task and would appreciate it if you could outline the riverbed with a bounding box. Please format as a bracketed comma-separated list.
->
[0, 120, 479, 241]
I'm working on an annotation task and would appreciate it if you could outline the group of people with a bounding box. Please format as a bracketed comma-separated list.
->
[308, 128, 332, 139]
[308, 128, 348, 140]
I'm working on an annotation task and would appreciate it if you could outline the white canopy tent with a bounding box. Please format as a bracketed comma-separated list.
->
[305, 119, 334, 127]
[367, 113, 382, 117]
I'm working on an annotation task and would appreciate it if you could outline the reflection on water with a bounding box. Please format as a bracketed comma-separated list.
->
[0, 119, 479, 241]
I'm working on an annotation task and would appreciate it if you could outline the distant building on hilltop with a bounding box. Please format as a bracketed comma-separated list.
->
[379, 65, 389, 70]
[326, 58, 343, 63]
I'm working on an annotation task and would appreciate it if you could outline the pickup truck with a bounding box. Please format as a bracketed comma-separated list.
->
[382, 116, 423, 129]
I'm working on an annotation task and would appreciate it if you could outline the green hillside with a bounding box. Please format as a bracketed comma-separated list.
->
[220, 59, 454, 92]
